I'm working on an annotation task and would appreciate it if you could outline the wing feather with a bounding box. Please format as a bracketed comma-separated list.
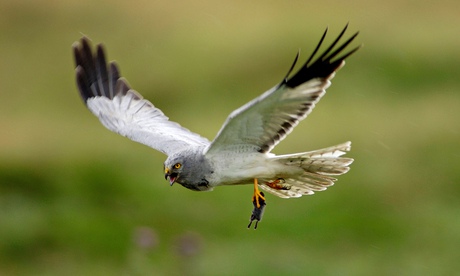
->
[205, 25, 360, 155]
[73, 37, 209, 156]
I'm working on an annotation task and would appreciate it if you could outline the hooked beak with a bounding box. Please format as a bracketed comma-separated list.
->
[164, 168, 176, 186]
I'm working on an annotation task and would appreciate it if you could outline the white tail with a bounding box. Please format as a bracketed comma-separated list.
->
[259, 142, 353, 198]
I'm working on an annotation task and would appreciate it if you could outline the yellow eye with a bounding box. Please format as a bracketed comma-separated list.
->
[174, 163, 181, 169]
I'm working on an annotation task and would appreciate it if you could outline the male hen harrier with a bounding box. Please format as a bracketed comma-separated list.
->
[73, 25, 359, 227]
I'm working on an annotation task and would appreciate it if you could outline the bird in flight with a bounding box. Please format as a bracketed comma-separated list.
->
[73, 25, 359, 228]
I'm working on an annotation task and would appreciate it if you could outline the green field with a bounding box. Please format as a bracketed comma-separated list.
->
[1, 0, 459, 275]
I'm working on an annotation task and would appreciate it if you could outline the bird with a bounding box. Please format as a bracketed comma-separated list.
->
[73, 24, 360, 223]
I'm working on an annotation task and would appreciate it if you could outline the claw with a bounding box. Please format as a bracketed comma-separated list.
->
[248, 191, 266, 229]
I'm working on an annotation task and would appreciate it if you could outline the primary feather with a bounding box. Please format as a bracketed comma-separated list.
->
[205, 24, 359, 156]
[73, 38, 210, 156]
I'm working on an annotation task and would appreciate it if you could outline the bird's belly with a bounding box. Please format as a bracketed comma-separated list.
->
[208, 155, 294, 186]
[217, 167, 273, 185]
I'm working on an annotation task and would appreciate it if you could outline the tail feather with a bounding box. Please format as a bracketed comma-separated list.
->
[302, 157, 353, 175]
[260, 141, 353, 198]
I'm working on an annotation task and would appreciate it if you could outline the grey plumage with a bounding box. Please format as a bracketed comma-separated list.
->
[73, 25, 359, 199]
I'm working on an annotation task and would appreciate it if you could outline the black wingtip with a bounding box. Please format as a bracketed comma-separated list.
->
[73, 36, 124, 104]
[304, 26, 329, 67]
[282, 50, 300, 83]
[75, 66, 90, 102]
[73, 36, 97, 102]
[96, 44, 110, 97]
[115, 78, 132, 98]
[284, 25, 360, 88]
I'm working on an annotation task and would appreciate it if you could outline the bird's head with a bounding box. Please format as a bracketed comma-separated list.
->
[163, 152, 213, 191]
[164, 160, 183, 186]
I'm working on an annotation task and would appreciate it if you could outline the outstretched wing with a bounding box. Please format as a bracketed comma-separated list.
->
[205, 25, 360, 155]
[73, 37, 210, 156]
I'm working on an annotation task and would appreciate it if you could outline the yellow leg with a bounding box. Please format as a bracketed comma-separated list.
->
[252, 178, 266, 208]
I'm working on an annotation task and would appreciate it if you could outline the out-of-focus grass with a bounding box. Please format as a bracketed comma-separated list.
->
[1, 0, 460, 275]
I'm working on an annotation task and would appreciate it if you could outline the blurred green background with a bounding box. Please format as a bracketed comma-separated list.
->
[1, 0, 459, 275]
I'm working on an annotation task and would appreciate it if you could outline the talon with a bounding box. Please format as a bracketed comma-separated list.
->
[248, 191, 266, 229]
